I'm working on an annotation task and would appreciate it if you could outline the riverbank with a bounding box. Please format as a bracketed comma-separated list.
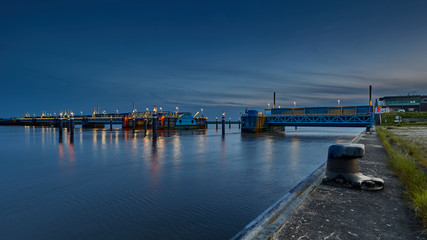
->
[273, 129, 426, 239]
[234, 129, 426, 239]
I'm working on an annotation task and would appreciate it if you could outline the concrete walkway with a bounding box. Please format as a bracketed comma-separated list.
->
[273, 131, 426, 240]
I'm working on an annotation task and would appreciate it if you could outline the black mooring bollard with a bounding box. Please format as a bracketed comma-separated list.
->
[323, 144, 384, 191]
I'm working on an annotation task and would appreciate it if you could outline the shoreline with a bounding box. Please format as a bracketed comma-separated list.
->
[232, 129, 426, 239]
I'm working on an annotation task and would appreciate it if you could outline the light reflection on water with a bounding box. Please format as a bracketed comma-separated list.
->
[0, 125, 362, 240]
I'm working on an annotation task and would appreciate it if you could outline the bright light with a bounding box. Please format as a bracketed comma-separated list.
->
[293, 101, 296, 107]
[338, 99, 341, 106]
[116, 110, 118, 114]
[268, 103, 270, 109]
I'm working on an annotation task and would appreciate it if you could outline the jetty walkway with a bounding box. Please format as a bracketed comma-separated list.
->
[272, 130, 425, 239]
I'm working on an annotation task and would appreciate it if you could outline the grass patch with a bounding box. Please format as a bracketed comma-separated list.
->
[377, 127, 427, 229]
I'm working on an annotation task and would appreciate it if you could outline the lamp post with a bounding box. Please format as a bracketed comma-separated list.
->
[293, 101, 296, 108]
[338, 99, 341, 106]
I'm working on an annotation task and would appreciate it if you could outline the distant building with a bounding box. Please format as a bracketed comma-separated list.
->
[379, 95, 427, 112]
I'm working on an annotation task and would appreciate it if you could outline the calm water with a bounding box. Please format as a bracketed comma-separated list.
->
[0, 125, 362, 240]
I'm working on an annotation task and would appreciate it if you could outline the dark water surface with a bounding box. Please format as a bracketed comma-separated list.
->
[0, 125, 362, 240]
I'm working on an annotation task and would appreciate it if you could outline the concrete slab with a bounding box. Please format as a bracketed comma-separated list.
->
[272, 131, 426, 240]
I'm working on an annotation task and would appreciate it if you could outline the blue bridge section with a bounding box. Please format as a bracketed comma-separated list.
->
[241, 105, 374, 132]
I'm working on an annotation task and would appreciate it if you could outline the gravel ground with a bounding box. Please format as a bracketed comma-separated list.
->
[386, 126, 427, 156]
[272, 130, 426, 240]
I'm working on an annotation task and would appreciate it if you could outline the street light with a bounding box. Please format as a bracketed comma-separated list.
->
[268, 103, 270, 109]
[201, 108, 204, 116]
[160, 107, 162, 112]
[116, 109, 118, 114]
[293, 101, 296, 107]
[176, 107, 179, 112]
[338, 99, 341, 106]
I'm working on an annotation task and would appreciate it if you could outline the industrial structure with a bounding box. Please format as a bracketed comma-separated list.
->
[378, 94, 427, 112]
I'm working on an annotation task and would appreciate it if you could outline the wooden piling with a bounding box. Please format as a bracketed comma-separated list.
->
[222, 113, 225, 135]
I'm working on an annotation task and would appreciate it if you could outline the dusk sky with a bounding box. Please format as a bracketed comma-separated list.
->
[1, 0, 427, 119]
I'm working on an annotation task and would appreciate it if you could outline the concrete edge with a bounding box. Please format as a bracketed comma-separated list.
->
[230, 131, 364, 240]
[231, 162, 327, 240]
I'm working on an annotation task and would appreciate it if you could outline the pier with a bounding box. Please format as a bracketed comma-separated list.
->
[13, 110, 208, 131]
[241, 106, 374, 133]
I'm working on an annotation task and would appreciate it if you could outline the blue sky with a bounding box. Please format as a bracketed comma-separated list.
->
[1, 0, 427, 119]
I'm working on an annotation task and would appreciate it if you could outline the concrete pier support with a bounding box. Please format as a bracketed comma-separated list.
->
[58, 117, 63, 136]
[70, 117, 74, 142]
[152, 112, 158, 139]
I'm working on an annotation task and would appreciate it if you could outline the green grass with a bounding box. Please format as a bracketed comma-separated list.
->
[380, 112, 427, 126]
[377, 127, 427, 229]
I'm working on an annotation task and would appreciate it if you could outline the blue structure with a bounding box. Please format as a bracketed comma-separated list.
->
[241, 105, 374, 133]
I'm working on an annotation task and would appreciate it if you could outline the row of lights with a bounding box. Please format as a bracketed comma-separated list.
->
[29, 106, 209, 117]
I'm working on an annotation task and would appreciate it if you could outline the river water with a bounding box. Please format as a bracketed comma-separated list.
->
[0, 125, 362, 240]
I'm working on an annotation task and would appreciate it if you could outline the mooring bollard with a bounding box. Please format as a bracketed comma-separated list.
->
[323, 144, 384, 191]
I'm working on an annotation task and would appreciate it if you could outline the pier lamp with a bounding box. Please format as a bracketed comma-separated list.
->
[201, 108, 204, 116]
[146, 108, 149, 112]
[176, 107, 179, 112]
[293, 101, 296, 107]
[116, 110, 118, 114]
[268, 103, 270, 109]
[338, 99, 341, 106]
[160, 107, 162, 112]
[60, 112, 63, 117]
